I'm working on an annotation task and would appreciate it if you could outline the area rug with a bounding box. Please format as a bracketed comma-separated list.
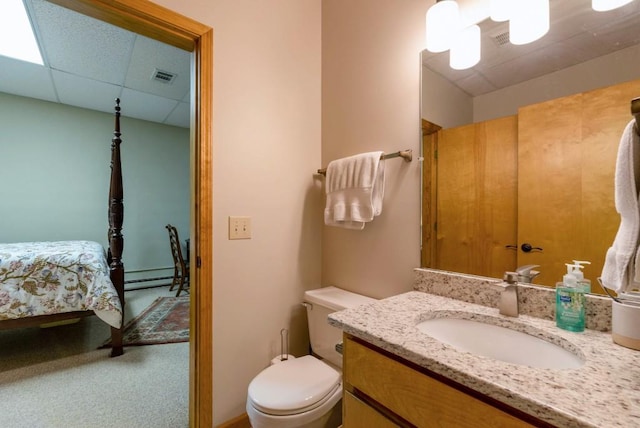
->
[101, 296, 189, 347]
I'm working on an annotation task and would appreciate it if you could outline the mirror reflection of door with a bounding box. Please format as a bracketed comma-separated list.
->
[518, 79, 640, 290]
[434, 116, 517, 279]
[421, 1, 640, 294]
[426, 78, 640, 294]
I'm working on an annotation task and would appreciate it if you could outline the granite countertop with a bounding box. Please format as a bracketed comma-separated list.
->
[328, 291, 640, 428]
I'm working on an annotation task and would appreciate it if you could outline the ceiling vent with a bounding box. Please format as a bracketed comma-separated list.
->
[152, 69, 177, 84]
[492, 31, 511, 47]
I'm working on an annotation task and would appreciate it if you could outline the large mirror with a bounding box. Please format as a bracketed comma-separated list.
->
[420, 0, 640, 293]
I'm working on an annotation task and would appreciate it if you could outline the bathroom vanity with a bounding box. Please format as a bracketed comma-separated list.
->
[343, 336, 536, 427]
[329, 269, 640, 428]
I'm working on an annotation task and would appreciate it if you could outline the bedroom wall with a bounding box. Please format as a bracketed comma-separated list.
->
[152, 0, 322, 424]
[0, 92, 190, 285]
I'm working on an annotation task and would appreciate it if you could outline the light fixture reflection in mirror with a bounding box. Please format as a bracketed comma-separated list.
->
[450, 24, 480, 70]
[592, 0, 633, 11]
[509, 0, 549, 45]
[425, 0, 637, 71]
[425, 0, 551, 70]
[420, 0, 640, 293]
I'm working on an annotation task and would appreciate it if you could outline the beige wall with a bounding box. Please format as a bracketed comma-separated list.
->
[321, 0, 427, 299]
[151, 0, 427, 423]
[153, 0, 322, 424]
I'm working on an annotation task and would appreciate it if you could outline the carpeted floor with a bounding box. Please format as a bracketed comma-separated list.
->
[0, 286, 189, 428]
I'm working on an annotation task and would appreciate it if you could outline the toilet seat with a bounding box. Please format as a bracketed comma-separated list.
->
[248, 355, 341, 416]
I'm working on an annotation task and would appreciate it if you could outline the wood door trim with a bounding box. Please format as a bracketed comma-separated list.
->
[422, 119, 441, 268]
[46, 1, 214, 427]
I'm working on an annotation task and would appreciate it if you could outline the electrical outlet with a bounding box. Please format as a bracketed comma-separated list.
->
[229, 216, 251, 240]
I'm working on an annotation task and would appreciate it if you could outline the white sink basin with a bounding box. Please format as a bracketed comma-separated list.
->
[416, 315, 584, 369]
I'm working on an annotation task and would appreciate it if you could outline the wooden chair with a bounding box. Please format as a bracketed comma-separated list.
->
[166, 224, 189, 297]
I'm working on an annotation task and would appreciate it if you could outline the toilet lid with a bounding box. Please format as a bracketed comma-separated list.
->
[248, 355, 341, 416]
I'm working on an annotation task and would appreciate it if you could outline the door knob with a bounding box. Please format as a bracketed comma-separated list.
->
[521, 243, 543, 253]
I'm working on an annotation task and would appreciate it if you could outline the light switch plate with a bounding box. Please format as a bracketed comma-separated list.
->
[229, 216, 251, 240]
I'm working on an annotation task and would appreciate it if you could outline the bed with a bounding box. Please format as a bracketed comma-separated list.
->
[0, 100, 125, 357]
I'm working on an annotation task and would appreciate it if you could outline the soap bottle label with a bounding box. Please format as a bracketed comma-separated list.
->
[556, 286, 585, 332]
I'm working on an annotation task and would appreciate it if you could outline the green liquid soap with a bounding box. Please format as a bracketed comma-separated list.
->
[556, 284, 585, 332]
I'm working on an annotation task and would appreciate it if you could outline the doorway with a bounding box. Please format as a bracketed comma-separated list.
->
[45, 1, 214, 426]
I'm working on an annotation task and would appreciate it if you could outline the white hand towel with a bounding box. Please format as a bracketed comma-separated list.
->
[601, 119, 640, 293]
[324, 151, 385, 229]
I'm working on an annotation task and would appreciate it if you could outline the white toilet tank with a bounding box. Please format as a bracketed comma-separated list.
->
[303, 286, 376, 368]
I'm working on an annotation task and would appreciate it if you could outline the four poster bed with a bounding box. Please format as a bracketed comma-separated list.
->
[0, 99, 125, 357]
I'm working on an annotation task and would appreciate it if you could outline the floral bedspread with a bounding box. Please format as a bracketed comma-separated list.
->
[0, 241, 123, 328]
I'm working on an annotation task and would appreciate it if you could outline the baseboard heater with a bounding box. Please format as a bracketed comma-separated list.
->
[124, 267, 174, 291]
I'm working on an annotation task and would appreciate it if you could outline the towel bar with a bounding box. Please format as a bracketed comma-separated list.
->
[316, 149, 412, 176]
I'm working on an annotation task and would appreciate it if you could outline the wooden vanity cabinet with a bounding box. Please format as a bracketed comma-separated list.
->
[342, 334, 543, 428]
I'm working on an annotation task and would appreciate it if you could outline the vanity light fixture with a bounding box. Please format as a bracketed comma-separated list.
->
[450, 24, 481, 70]
[425, 0, 550, 70]
[509, 0, 550, 45]
[425, 0, 460, 53]
[592, 0, 634, 11]
[489, 0, 513, 22]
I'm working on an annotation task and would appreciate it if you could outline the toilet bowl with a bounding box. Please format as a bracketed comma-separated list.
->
[246, 286, 376, 428]
[246, 356, 342, 428]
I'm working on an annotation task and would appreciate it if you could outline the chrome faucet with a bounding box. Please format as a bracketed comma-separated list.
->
[516, 264, 540, 284]
[499, 272, 519, 317]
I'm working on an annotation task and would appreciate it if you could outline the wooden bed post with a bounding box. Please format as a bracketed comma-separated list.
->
[109, 98, 124, 357]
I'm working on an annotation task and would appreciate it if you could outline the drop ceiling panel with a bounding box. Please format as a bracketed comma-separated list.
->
[52, 70, 122, 114]
[482, 44, 573, 89]
[0, 57, 57, 102]
[454, 72, 498, 96]
[2, 0, 192, 128]
[124, 36, 191, 101]
[120, 88, 180, 124]
[30, 0, 135, 86]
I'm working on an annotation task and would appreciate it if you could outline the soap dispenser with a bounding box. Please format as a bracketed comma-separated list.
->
[571, 260, 591, 293]
[556, 263, 586, 332]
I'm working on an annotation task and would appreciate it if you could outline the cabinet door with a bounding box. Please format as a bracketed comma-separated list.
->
[344, 337, 534, 428]
[436, 116, 518, 278]
[344, 391, 399, 428]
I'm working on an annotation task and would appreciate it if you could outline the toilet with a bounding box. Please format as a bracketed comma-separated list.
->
[246, 286, 376, 428]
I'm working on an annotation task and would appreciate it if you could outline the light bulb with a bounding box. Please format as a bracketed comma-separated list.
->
[509, 0, 549, 45]
[426, 1, 460, 53]
[592, 0, 633, 11]
[490, 0, 513, 22]
[450, 24, 481, 70]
